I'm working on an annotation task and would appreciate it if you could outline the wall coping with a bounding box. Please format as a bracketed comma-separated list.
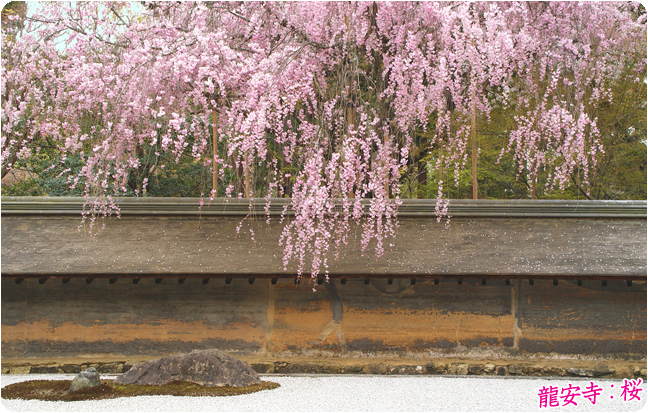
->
[2, 196, 646, 218]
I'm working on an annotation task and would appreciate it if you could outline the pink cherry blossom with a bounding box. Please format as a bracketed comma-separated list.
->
[2, 2, 644, 281]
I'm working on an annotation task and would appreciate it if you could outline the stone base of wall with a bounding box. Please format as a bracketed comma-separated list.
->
[2, 356, 646, 379]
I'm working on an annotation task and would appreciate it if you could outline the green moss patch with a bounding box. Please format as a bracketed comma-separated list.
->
[1, 379, 280, 401]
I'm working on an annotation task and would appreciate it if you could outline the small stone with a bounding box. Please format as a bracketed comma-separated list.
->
[79, 367, 101, 385]
[69, 367, 101, 392]
[496, 366, 507, 376]
[69, 377, 93, 392]
[483, 363, 496, 373]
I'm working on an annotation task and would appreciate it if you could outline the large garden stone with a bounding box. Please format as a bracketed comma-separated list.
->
[69, 367, 101, 392]
[114, 349, 260, 387]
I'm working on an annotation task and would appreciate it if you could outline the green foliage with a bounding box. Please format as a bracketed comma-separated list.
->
[144, 161, 212, 198]
[1, 153, 86, 196]
[397, 59, 647, 201]
[1, 1, 26, 31]
[585, 64, 647, 200]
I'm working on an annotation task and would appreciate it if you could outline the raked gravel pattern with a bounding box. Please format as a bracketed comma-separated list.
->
[1, 374, 646, 412]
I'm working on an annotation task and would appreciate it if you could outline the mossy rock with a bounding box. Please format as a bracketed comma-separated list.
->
[1, 379, 280, 402]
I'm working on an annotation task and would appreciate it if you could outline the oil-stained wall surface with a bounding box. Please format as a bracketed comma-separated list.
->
[2, 278, 645, 359]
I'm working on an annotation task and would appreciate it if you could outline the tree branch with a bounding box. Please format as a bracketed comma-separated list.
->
[570, 173, 593, 200]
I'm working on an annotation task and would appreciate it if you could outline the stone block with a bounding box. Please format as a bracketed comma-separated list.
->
[592, 366, 613, 377]
[250, 362, 274, 374]
[393, 365, 424, 375]
[339, 364, 363, 374]
[273, 362, 289, 372]
[283, 362, 325, 374]
[425, 362, 447, 374]
[567, 366, 612, 378]
[541, 366, 566, 376]
[362, 364, 390, 375]
[80, 364, 100, 371]
[447, 363, 468, 375]
[467, 364, 483, 375]
[322, 364, 343, 374]
[9, 366, 30, 374]
[30, 366, 58, 374]
[522, 365, 543, 375]
[60, 364, 81, 374]
[98, 363, 124, 374]
[508, 364, 527, 375]
[483, 363, 496, 374]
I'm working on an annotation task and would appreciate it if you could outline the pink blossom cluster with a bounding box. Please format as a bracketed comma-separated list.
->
[2, 2, 645, 280]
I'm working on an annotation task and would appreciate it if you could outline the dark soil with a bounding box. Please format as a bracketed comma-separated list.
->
[1, 379, 280, 401]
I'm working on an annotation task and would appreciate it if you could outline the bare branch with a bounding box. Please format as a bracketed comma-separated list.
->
[110, 6, 129, 26]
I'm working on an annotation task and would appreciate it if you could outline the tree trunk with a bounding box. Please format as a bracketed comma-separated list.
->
[383, 131, 390, 198]
[471, 88, 478, 200]
[244, 151, 253, 198]
[347, 105, 356, 198]
[529, 160, 537, 199]
[212, 109, 218, 195]
[1, 149, 17, 179]
[417, 161, 427, 199]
